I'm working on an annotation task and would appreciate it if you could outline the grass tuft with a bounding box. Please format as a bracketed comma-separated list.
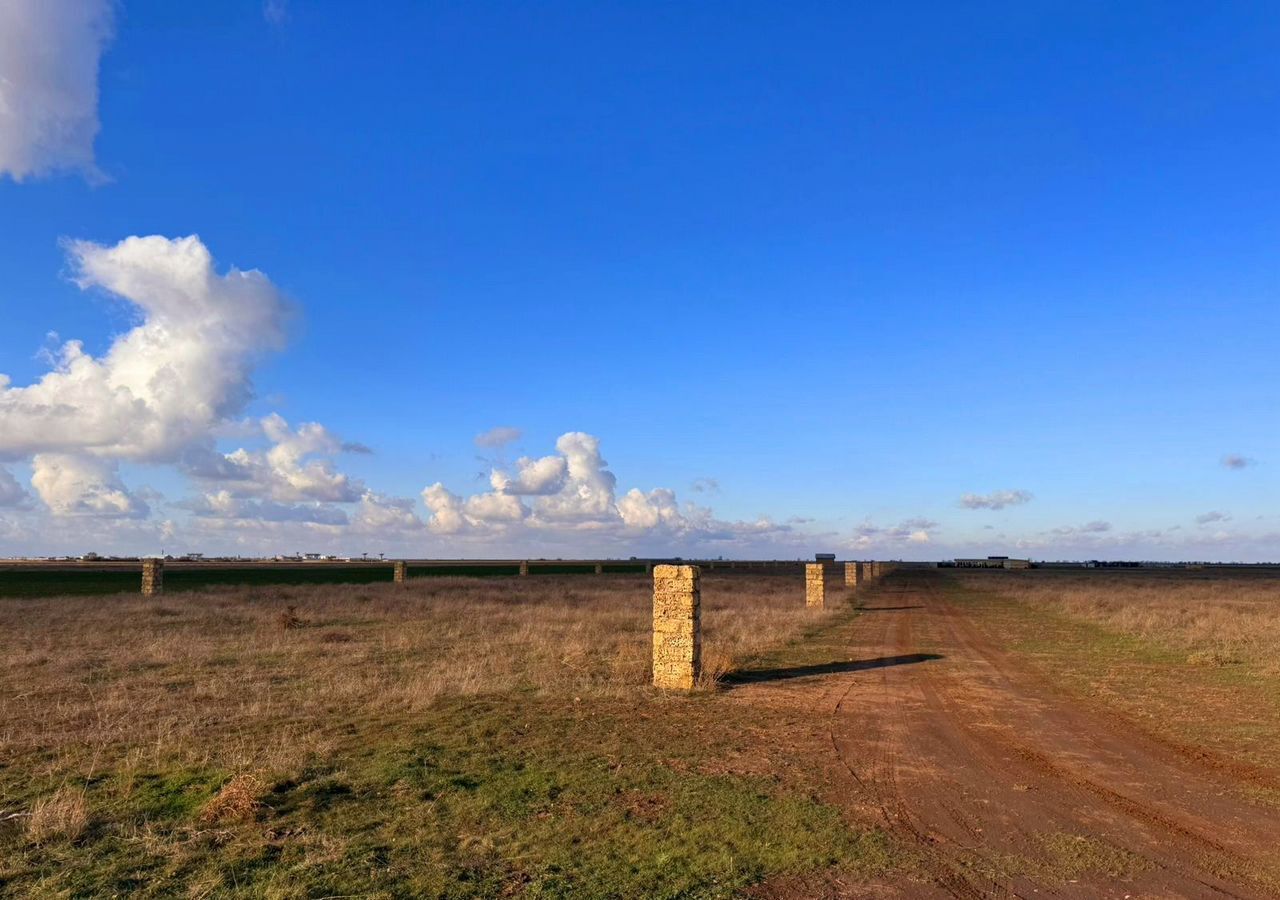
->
[26, 787, 89, 845]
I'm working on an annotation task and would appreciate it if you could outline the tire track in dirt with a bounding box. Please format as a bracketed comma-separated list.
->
[740, 571, 1280, 898]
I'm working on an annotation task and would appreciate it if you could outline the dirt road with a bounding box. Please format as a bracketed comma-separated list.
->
[739, 571, 1280, 898]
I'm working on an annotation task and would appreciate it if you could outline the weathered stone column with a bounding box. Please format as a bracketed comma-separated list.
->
[519, 560, 529, 577]
[594, 563, 604, 575]
[652, 565, 701, 690]
[393, 560, 407, 583]
[844, 561, 859, 588]
[805, 563, 826, 608]
[141, 558, 163, 597]
[644, 561, 652, 575]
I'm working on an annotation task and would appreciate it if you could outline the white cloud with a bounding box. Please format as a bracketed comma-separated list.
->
[1221, 454, 1255, 470]
[474, 426, 522, 449]
[617, 487, 685, 531]
[958, 489, 1033, 510]
[847, 517, 939, 549]
[190, 414, 366, 503]
[30, 454, 148, 518]
[352, 491, 423, 534]
[183, 490, 348, 526]
[0, 235, 370, 520]
[531, 432, 618, 522]
[0, 466, 31, 508]
[489, 454, 567, 495]
[421, 483, 467, 535]
[418, 431, 798, 550]
[0, 0, 114, 181]
[0, 235, 289, 463]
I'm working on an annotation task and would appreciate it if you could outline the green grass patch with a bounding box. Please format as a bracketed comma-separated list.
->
[1, 681, 896, 897]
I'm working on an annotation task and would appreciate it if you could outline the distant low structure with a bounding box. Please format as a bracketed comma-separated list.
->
[954, 556, 1031, 570]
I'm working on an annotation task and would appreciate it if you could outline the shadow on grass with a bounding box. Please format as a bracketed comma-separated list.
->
[857, 605, 925, 612]
[722, 653, 943, 686]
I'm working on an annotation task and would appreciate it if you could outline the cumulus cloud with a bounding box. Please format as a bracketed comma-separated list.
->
[0, 0, 114, 181]
[958, 489, 1033, 510]
[30, 454, 148, 518]
[0, 235, 289, 463]
[1221, 454, 1255, 470]
[530, 432, 618, 522]
[187, 414, 366, 503]
[474, 426, 522, 449]
[0, 235, 362, 521]
[352, 492, 423, 533]
[420, 431, 796, 548]
[489, 454, 567, 495]
[0, 467, 31, 508]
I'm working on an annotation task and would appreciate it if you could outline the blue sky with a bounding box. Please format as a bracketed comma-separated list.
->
[0, 0, 1276, 560]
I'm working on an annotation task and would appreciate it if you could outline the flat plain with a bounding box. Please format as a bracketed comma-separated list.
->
[3, 567, 1279, 897]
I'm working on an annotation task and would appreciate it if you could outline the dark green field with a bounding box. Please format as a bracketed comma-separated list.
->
[0, 563, 654, 598]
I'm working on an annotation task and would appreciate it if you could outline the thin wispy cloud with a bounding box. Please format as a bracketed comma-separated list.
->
[474, 426, 522, 449]
[958, 489, 1033, 510]
[263, 0, 289, 26]
[1195, 510, 1230, 525]
[1221, 454, 1255, 470]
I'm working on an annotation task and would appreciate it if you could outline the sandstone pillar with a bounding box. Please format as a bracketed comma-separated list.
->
[805, 562, 826, 609]
[519, 560, 529, 577]
[141, 558, 163, 597]
[595, 563, 604, 575]
[844, 561, 859, 588]
[393, 560, 407, 583]
[652, 565, 701, 690]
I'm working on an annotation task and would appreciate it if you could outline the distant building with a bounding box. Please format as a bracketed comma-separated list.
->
[954, 556, 1031, 569]
[815, 553, 836, 562]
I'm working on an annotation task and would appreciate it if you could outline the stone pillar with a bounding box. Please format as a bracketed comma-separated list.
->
[519, 560, 529, 577]
[652, 565, 701, 690]
[393, 560, 407, 584]
[595, 563, 604, 575]
[141, 558, 163, 597]
[805, 563, 826, 609]
[872, 561, 882, 578]
[644, 561, 652, 575]
[844, 561, 859, 588]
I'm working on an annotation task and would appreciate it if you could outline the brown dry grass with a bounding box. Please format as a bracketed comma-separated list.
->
[959, 569, 1280, 670]
[25, 786, 89, 845]
[198, 774, 263, 824]
[1, 573, 839, 779]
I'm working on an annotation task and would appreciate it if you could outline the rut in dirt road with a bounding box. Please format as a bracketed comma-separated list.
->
[740, 570, 1280, 899]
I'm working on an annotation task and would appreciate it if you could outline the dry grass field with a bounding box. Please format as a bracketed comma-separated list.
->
[1, 574, 893, 897]
[952, 568, 1280, 777]
[5, 567, 1280, 898]
[958, 568, 1280, 669]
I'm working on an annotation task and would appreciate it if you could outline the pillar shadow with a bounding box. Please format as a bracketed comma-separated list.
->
[721, 653, 942, 686]
[857, 605, 924, 612]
